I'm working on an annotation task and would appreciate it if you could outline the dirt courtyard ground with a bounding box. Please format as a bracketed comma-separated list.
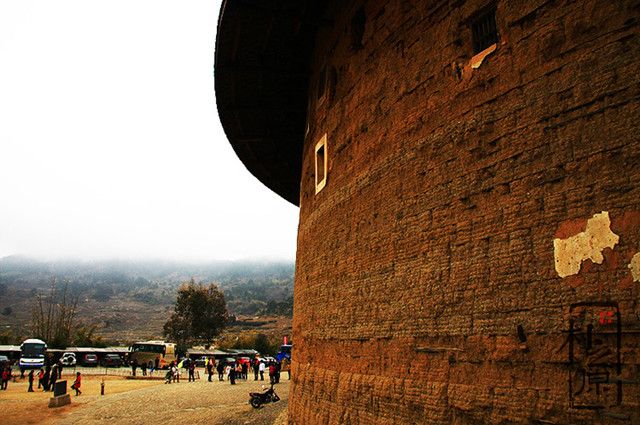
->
[0, 369, 289, 425]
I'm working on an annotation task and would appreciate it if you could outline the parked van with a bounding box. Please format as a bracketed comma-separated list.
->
[61, 352, 77, 366]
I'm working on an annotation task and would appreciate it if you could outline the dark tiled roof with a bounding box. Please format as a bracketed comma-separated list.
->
[215, 0, 326, 205]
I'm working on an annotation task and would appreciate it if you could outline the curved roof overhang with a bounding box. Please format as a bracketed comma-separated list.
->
[214, 0, 325, 206]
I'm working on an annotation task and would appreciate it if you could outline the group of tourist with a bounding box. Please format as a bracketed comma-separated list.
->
[27, 364, 58, 392]
[0, 362, 81, 395]
[163, 361, 182, 384]
[216, 358, 290, 385]
[153, 356, 291, 386]
[0, 354, 290, 394]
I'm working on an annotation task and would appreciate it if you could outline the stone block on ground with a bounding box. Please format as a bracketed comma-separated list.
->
[48, 393, 71, 408]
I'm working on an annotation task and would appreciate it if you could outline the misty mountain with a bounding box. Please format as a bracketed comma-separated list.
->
[0, 256, 294, 343]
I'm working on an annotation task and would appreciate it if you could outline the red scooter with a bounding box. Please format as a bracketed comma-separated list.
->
[249, 384, 280, 408]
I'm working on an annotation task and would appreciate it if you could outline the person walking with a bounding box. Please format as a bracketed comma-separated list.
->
[71, 372, 82, 396]
[217, 362, 224, 381]
[131, 358, 138, 377]
[253, 359, 259, 380]
[275, 361, 281, 384]
[141, 361, 147, 377]
[165, 362, 175, 384]
[188, 360, 196, 382]
[241, 361, 248, 380]
[27, 370, 35, 392]
[1, 366, 10, 390]
[155, 356, 160, 371]
[259, 361, 265, 381]
[42, 366, 50, 391]
[50, 364, 58, 390]
[206, 358, 213, 382]
[229, 363, 236, 385]
[269, 362, 276, 384]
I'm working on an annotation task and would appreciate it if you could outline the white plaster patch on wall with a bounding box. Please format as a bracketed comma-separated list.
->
[553, 211, 620, 278]
[628, 252, 640, 283]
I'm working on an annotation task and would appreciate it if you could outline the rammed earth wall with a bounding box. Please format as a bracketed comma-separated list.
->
[289, 0, 640, 423]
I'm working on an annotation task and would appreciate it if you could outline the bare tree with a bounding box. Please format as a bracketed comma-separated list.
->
[31, 277, 78, 348]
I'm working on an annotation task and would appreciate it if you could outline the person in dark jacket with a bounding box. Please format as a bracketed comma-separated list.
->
[42, 366, 51, 391]
[275, 361, 281, 383]
[216, 362, 224, 381]
[27, 370, 35, 392]
[50, 364, 58, 390]
[252, 359, 259, 380]
[229, 364, 236, 385]
[206, 359, 213, 382]
[241, 361, 248, 380]
[188, 360, 196, 382]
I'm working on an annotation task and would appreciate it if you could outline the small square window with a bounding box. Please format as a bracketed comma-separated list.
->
[315, 134, 328, 194]
[471, 7, 498, 54]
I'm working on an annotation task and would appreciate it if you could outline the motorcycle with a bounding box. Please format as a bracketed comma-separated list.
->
[249, 384, 280, 408]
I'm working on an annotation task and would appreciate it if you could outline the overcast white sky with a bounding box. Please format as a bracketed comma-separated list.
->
[0, 0, 300, 261]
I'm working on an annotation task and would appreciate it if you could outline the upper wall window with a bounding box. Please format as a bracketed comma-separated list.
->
[315, 134, 328, 194]
[316, 65, 338, 108]
[317, 66, 327, 102]
[350, 7, 365, 51]
[471, 7, 499, 54]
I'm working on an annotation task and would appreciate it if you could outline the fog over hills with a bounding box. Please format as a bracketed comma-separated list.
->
[0, 255, 294, 344]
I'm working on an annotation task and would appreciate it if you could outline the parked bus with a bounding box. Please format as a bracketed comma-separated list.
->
[19, 338, 47, 372]
[129, 341, 176, 369]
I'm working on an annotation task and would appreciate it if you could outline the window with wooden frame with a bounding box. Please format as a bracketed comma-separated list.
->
[315, 134, 328, 194]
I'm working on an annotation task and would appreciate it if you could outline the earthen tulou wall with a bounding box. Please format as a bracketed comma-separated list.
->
[289, 0, 640, 423]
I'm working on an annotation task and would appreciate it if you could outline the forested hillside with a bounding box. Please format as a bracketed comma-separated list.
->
[0, 256, 294, 345]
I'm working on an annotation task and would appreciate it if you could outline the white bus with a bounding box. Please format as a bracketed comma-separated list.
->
[129, 340, 177, 369]
[19, 338, 47, 371]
